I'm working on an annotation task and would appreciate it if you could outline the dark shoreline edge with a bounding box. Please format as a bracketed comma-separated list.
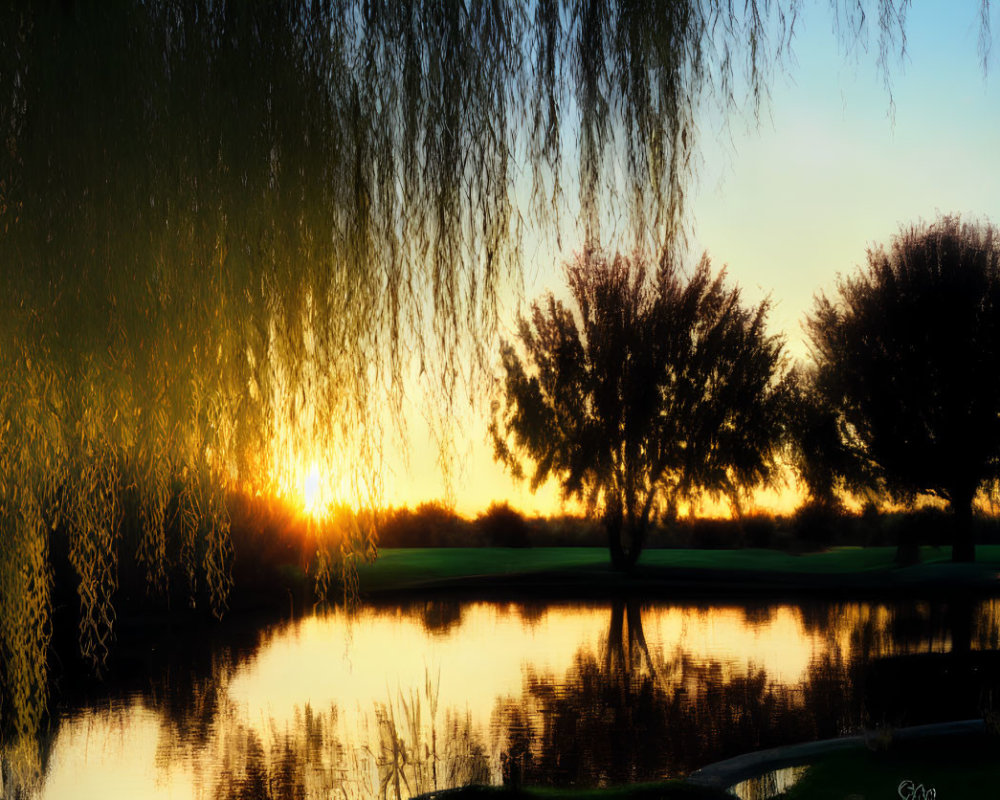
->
[686, 719, 988, 791]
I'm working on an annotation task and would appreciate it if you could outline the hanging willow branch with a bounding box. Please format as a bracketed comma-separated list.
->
[0, 0, 977, 761]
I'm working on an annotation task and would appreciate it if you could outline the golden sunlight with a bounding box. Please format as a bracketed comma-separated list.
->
[270, 444, 343, 521]
[303, 461, 323, 518]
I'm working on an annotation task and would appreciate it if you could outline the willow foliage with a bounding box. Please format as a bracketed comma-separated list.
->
[0, 0, 931, 757]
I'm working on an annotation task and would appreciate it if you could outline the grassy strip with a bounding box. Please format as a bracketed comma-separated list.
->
[356, 545, 1000, 593]
[775, 737, 1000, 799]
[357, 548, 609, 591]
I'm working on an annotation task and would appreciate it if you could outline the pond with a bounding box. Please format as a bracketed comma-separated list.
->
[12, 596, 1000, 799]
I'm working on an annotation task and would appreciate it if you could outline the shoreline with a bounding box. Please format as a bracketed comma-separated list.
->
[686, 719, 988, 791]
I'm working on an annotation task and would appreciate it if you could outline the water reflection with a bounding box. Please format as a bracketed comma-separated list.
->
[729, 766, 808, 800]
[8, 598, 1000, 799]
[491, 599, 858, 785]
[420, 602, 465, 636]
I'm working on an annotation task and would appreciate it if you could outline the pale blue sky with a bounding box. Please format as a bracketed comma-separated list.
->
[391, 0, 1000, 515]
[691, 0, 1000, 359]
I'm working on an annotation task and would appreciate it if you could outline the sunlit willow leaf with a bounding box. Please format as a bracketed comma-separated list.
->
[0, 0, 963, 749]
[491, 249, 790, 569]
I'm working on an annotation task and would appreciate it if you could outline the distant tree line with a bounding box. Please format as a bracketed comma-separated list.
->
[373, 501, 1000, 554]
[493, 215, 1000, 568]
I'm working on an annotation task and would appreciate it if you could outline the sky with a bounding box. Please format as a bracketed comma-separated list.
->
[385, 0, 1000, 518]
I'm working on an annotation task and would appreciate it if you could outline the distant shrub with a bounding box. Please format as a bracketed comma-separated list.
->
[474, 502, 532, 547]
[662, 517, 743, 549]
[856, 501, 890, 547]
[692, 517, 745, 549]
[908, 507, 953, 547]
[378, 502, 471, 547]
[528, 514, 604, 546]
[741, 513, 781, 549]
[791, 501, 842, 550]
[977, 514, 1000, 545]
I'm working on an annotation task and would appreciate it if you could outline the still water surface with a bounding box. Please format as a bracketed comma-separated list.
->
[27, 598, 1000, 799]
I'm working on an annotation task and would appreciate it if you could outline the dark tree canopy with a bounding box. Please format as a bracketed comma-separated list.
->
[491, 249, 788, 568]
[806, 215, 1000, 562]
[787, 365, 859, 509]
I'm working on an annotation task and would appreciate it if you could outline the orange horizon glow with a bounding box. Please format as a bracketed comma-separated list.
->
[260, 453, 805, 522]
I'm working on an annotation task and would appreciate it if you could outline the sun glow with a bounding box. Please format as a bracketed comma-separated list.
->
[267, 445, 342, 521]
[270, 444, 371, 522]
[303, 461, 323, 518]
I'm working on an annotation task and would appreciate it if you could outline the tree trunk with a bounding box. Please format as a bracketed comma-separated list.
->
[622, 518, 645, 570]
[605, 600, 626, 672]
[951, 488, 976, 563]
[895, 527, 921, 567]
[604, 499, 647, 572]
[625, 599, 655, 677]
[605, 510, 627, 570]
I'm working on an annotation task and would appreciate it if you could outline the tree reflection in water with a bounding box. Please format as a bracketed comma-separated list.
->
[490, 598, 1000, 788]
[492, 599, 861, 786]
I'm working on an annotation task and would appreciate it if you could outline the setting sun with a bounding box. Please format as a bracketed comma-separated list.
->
[303, 461, 323, 518]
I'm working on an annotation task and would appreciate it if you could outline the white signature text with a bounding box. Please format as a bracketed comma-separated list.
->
[898, 779, 937, 800]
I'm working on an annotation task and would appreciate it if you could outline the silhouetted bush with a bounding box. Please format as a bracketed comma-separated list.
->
[693, 517, 747, 549]
[474, 502, 532, 547]
[661, 517, 744, 549]
[527, 514, 604, 547]
[855, 502, 888, 547]
[741, 513, 782, 549]
[226, 491, 314, 610]
[791, 501, 843, 550]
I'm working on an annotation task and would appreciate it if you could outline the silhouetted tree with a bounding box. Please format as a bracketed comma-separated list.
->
[492, 602, 855, 785]
[806, 215, 1000, 562]
[491, 249, 788, 569]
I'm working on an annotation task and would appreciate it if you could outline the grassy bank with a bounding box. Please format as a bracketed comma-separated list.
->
[414, 782, 733, 800]
[356, 545, 1000, 596]
[773, 735, 1000, 799]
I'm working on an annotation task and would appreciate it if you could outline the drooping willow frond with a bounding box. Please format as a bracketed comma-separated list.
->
[0, 0, 941, 755]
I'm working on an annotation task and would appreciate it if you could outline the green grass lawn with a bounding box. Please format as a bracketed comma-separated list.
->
[774, 736, 1000, 799]
[355, 545, 1000, 593]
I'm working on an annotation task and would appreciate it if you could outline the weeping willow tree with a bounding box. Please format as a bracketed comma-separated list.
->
[0, 0, 955, 770]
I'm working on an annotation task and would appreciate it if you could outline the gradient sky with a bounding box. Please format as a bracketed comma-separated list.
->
[387, 0, 1000, 517]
